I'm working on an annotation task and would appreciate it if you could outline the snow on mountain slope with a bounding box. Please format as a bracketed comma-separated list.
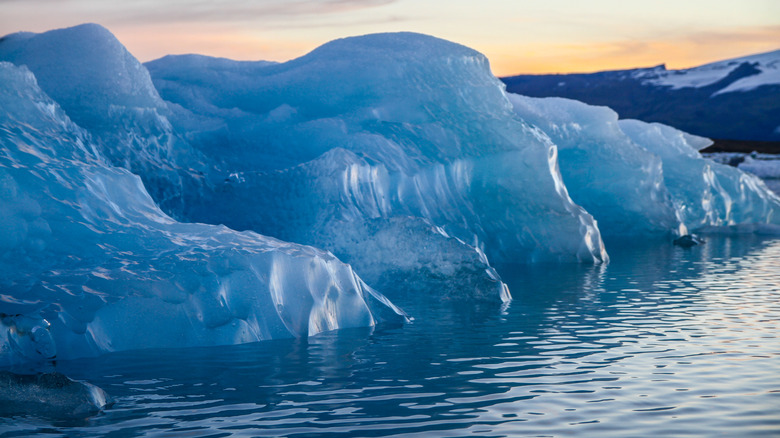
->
[633, 49, 780, 95]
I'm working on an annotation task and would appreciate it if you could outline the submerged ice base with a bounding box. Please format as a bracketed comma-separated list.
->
[0, 371, 109, 418]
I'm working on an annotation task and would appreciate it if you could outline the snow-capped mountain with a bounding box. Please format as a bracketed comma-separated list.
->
[502, 49, 780, 141]
[633, 50, 780, 95]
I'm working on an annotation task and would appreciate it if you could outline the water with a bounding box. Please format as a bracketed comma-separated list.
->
[2, 235, 780, 437]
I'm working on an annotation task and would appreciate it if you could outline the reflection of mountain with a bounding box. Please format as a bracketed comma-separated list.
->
[501, 50, 780, 142]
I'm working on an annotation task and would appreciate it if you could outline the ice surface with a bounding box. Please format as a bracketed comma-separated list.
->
[508, 94, 780, 235]
[507, 95, 682, 237]
[0, 62, 405, 367]
[707, 152, 780, 180]
[0, 371, 109, 418]
[147, 33, 608, 289]
[738, 154, 780, 180]
[0, 23, 211, 218]
[619, 119, 780, 232]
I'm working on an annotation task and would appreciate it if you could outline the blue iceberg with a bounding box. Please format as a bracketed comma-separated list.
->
[0, 61, 404, 367]
[508, 94, 780, 236]
[2, 23, 779, 370]
[619, 119, 780, 233]
[146, 32, 607, 296]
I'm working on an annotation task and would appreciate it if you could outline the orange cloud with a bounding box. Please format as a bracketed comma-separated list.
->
[486, 25, 780, 76]
[111, 23, 314, 63]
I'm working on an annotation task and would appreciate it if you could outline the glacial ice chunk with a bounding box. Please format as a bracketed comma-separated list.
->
[508, 95, 682, 237]
[145, 33, 608, 301]
[619, 119, 780, 232]
[0, 25, 533, 303]
[738, 153, 780, 180]
[0, 23, 210, 218]
[0, 62, 405, 367]
[0, 371, 110, 418]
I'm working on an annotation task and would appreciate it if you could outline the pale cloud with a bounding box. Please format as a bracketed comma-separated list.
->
[3, 0, 397, 25]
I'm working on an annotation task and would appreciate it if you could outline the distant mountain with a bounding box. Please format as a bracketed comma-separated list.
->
[501, 50, 780, 141]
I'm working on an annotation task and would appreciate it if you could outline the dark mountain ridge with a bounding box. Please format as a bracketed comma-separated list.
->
[501, 50, 780, 142]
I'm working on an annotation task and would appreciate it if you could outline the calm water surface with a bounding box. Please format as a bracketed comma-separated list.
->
[2, 235, 779, 437]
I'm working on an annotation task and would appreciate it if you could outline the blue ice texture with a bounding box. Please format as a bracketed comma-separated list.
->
[0, 59, 404, 367]
[508, 95, 780, 236]
[1, 24, 779, 368]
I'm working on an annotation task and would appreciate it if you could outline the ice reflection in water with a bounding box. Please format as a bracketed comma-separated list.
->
[2, 236, 779, 437]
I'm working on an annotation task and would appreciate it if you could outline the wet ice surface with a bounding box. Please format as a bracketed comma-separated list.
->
[2, 235, 778, 437]
[704, 152, 780, 196]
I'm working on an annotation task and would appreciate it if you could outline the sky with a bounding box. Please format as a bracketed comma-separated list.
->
[1, 0, 779, 76]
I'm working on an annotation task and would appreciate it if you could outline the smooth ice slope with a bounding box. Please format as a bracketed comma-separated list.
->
[507, 95, 682, 237]
[0, 62, 405, 367]
[619, 120, 780, 232]
[146, 33, 608, 299]
[0, 24, 210, 218]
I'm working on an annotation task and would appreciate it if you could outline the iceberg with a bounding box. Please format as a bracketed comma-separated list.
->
[3, 22, 778, 328]
[619, 119, 780, 232]
[507, 95, 682, 238]
[2, 22, 779, 372]
[507, 94, 780, 235]
[0, 61, 405, 367]
[4, 24, 611, 304]
[0, 371, 110, 418]
[0, 23, 211, 219]
[146, 32, 608, 298]
[738, 153, 780, 180]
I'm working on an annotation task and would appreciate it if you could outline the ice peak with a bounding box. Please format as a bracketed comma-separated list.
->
[0, 22, 165, 127]
[308, 32, 482, 60]
[52, 22, 116, 40]
[287, 32, 492, 80]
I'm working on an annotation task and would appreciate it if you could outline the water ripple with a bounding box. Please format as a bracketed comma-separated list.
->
[1, 236, 779, 437]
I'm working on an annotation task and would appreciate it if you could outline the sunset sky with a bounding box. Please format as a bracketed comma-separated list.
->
[1, 0, 778, 76]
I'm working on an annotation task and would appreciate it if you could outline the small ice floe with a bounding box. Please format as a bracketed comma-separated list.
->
[0, 371, 111, 418]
